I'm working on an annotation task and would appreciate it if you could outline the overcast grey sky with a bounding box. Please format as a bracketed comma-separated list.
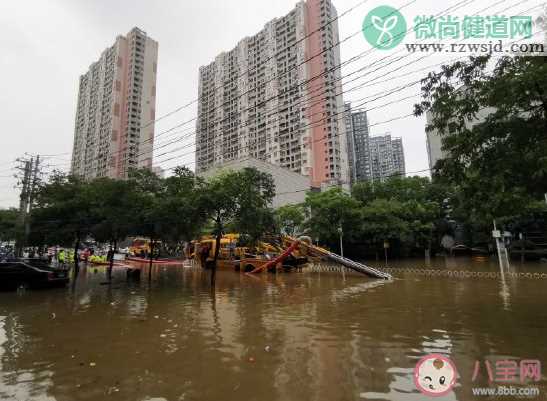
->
[0, 0, 543, 208]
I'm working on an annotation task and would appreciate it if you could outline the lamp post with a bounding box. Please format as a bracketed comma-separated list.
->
[338, 225, 344, 258]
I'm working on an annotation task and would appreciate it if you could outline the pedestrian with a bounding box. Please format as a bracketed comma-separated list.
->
[107, 247, 114, 263]
[200, 243, 210, 268]
[58, 249, 65, 265]
[83, 248, 90, 263]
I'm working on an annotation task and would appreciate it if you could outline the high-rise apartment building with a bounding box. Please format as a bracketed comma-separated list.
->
[344, 103, 371, 184]
[426, 106, 495, 169]
[71, 27, 158, 179]
[369, 134, 405, 181]
[196, 0, 349, 188]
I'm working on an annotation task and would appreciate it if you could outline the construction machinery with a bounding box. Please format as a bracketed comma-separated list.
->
[192, 234, 391, 279]
[248, 237, 392, 279]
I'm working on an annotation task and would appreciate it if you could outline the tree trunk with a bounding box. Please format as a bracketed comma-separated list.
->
[425, 238, 431, 261]
[73, 234, 80, 277]
[148, 239, 154, 282]
[211, 218, 222, 288]
[107, 239, 115, 281]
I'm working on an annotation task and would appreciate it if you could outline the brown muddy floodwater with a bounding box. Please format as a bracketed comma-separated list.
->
[1, 257, 547, 401]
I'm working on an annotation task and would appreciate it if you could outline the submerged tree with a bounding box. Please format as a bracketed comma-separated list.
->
[89, 177, 138, 280]
[275, 204, 306, 237]
[304, 187, 362, 252]
[161, 166, 207, 244]
[352, 177, 444, 255]
[128, 168, 167, 279]
[32, 173, 97, 272]
[199, 167, 275, 285]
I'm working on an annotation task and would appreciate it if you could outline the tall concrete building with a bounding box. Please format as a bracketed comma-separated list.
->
[344, 103, 371, 184]
[196, 0, 349, 188]
[71, 27, 158, 179]
[369, 134, 405, 181]
[426, 107, 495, 170]
[391, 137, 405, 176]
[200, 157, 311, 208]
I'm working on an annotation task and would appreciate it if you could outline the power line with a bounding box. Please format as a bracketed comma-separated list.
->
[274, 168, 433, 197]
[152, 81, 421, 168]
[134, 0, 375, 130]
[149, 0, 498, 156]
[67, 0, 540, 187]
[72, 0, 494, 176]
[74, 0, 420, 174]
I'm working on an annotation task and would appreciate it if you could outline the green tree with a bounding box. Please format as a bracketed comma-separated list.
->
[304, 187, 362, 251]
[275, 204, 306, 237]
[0, 208, 18, 243]
[128, 168, 168, 279]
[89, 177, 138, 279]
[360, 198, 408, 257]
[199, 167, 275, 284]
[352, 176, 437, 204]
[161, 166, 207, 244]
[414, 56, 547, 229]
[32, 173, 98, 272]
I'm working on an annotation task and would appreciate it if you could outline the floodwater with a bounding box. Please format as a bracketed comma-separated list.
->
[1, 257, 546, 401]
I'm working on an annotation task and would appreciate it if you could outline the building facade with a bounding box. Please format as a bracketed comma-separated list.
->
[426, 107, 495, 170]
[71, 27, 158, 179]
[199, 157, 311, 208]
[344, 103, 371, 184]
[196, 0, 349, 188]
[369, 134, 405, 181]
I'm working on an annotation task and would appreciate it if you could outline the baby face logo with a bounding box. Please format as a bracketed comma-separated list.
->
[414, 354, 458, 397]
[362, 5, 407, 50]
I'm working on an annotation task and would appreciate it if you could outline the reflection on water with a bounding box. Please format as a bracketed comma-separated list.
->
[0, 257, 546, 401]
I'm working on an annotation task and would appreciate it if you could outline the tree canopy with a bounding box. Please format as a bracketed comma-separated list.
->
[199, 167, 276, 245]
[414, 55, 547, 227]
[0, 208, 18, 243]
[298, 177, 447, 257]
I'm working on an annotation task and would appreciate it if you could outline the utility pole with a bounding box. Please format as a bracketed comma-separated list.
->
[338, 224, 344, 258]
[15, 157, 33, 256]
[25, 155, 40, 245]
[14, 155, 42, 257]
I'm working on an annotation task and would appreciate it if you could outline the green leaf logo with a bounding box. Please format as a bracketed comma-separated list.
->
[363, 5, 407, 50]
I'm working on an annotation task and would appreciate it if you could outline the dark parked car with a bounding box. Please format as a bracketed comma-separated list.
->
[0, 262, 69, 290]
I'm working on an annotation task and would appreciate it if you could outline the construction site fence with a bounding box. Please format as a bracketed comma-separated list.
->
[306, 264, 547, 280]
[181, 259, 547, 280]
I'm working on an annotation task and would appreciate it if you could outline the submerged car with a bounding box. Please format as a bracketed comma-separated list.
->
[0, 261, 69, 290]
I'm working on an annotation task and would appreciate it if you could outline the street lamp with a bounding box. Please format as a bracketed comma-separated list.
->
[338, 225, 344, 258]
